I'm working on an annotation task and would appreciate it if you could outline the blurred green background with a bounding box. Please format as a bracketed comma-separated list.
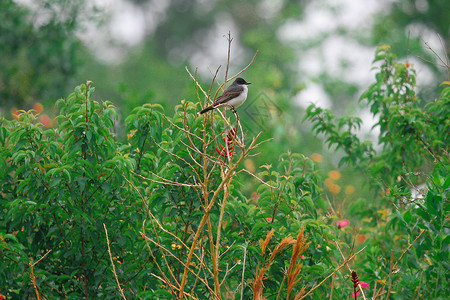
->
[1, 0, 448, 205]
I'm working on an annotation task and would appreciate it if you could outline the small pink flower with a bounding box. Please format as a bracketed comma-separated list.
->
[350, 281, 370, 298]
[267, 218, 273, 222]
[351, 291, 360, 298]
[359, 281, 369, 289]
[337, 219, 349, 229]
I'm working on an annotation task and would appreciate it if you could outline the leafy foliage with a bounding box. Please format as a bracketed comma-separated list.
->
[1, 45, 449, 299]
[1, 83, 143, 298]
[0, 82, 332, 299]
[305, 45, 449, 299]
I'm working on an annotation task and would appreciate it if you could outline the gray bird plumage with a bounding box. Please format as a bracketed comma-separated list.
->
[199, 77, 251, 114]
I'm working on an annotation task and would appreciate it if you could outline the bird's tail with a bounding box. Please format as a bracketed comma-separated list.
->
[199, 105, 215, 115]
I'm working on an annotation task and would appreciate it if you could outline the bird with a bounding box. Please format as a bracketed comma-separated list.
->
[199, 77, 251, 114]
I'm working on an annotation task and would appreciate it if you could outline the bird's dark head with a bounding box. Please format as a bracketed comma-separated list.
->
[235, 77, 251, 85]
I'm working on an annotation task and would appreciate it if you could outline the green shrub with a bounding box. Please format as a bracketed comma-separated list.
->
[0, 45, 448, 299]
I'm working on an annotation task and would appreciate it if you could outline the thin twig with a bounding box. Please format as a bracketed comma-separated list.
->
[224, 31, 233, 83]
[213, 180, 231, 292]
[300, 246, 367, 299]
[29, 260, 41, 300]
[140, 221, 177, 295]
[373, 229, 425, 299]
[104, 224, 127, 300]
[149, 134, 202, 182]
[150, 273, 199, 300]
[125, 177, 205, 268]
[163, 113, 204, 141]
[334, 242, 367, 300]
[32, 249, 52, 267]
[240, 243, 248, 300]
[141, 232, 215, 295]
[29, 249, 52, 300]
[229, 50, 259, 82]
[219, 261, 240, 286]
[236, 168, 278, 189]
[131, 169, 200, 188]
[186, 67, 209, 99]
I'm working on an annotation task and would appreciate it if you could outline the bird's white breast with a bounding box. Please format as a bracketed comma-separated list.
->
[227, 85, 248, 108]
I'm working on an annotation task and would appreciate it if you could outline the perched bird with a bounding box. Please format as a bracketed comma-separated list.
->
[199, 77, 251, 114]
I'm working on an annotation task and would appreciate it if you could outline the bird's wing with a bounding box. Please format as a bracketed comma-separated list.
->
[213, 87, 244, 105]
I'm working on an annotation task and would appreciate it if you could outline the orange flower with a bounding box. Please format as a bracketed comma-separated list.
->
[33, 102, 44, 114]
[311, 153, 323, 162]
[11, 107, 20, 120]
[357, 235, 366, 243]
[329, 183, 341, 194]
[328, 170, 341, 180]
[251, 192, 259, 202]
[324, 178, 334, 188]
[39, 114, 53, 127]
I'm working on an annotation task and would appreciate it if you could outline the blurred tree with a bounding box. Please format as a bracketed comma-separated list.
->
[0, 0, 82, 111]
[371, 0, 449, 105]
[90, 0, 448, 118]
[373, 0, 449, 71]
[380, 0, 449, 50]
[76, 0, 321, 170]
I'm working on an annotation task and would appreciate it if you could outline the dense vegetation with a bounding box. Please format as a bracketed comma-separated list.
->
[1, 0, 449, 299]
[1, 46, 448, 299]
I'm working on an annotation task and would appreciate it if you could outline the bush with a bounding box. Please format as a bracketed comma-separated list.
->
[1, 45, 448, 299]
[305, 45, 449, 299]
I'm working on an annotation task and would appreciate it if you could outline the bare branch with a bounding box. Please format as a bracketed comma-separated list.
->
[186, 67, 209, 99]
[104, 224, 127, 300]
[131, 169, 201, 188]
[236, 168, 278, 189]
[30, 249, 53, 300]
[334, 242, 367, 300]
[141, 232, 216, 295]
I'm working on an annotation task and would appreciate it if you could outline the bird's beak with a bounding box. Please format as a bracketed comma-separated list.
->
[247, 82, 252, 85]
